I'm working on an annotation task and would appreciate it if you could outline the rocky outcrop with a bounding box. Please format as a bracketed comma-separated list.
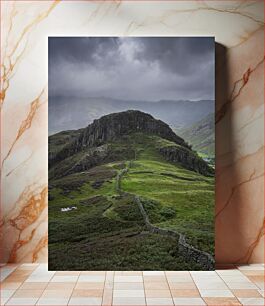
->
[49, 110, 190, 167]
[159, 145, 214, 177]
[66, 145, 110, 175]
[49, 144, 110, 179]
[49, 143, 135, 180]
[78, 110, 189, 148]
[49, 110, 214, 178]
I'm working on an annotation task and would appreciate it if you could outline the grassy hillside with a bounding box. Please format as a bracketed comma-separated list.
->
[175, 113, 215, 160]
[49, 133, 214, 270]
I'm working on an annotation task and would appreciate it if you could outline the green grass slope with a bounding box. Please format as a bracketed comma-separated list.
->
[175, 113, 215, 159]
[49, 133, 214, 270]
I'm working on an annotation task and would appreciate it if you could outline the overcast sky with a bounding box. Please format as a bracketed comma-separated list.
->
[48, 37, 214, 102]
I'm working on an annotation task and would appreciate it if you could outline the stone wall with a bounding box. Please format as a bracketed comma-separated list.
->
[135, 195, 215, 270]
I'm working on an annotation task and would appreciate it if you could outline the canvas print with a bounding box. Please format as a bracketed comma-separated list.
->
[48, 37, 215, 270]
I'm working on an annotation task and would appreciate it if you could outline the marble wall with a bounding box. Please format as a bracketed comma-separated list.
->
[1, 1, 264, 264]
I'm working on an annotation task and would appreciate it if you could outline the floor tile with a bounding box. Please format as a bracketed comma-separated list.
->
[191, 271, 217, 277]
[112, 296, 146, 305]
[45, 282, 76, 290]
[1, 297, 10, 305]
[192, 276, 223, 281]
[40, 289, 72, 298]
[114, 275, 143, 283]
[237, 264, 264, 271]
[29, 272, 55, 278]
[203, 297, 242, 305]
[102, 289, 112, 306]
[173, 297, 206, 305]
[114, 282, 144, 290]
[170, 289, 200, 297]
[0, 266, 18, 282]
[199, 289, 234, 297]
[50, 275, 78, 282]
[25, 276, 54, 283]
[9, 269, 32, 276]
[30, 269, 54, 276]
[0, 290, 15, 305]
[195, 281, 228, 290]
[12, 289, 44, 298]
[255, 282, 264, 290]
[232, 289, 262, 298]
[165, 271, 190, 276]
[115, 271, 142, 276]
[144, 276, 167, 282]
[146, 297, 174, 305]
[144, 282, 169, 290]
[145, 290, 172, 298]
[55, 271, 80, 276]
[36, 298, 69, 305]
[6, 297, 38, 305]
[1, 263, 263, 305]
[216, 269, 245, 276]
[225, 282, 258, 289]
[37, 264, 49, 270]
[18, 264, 38, 270]
[219, 275, 251, 282]
[258, 290, 264, 297]
[105, 271, 114, 278]
[241, 270, 264, 276]
[74, 282, 104, 290]
[0, 289, 15, 299]
[104, 280, 114, 290]
[81, 271, 106, 275]
[68, 297, 102, 305]
[113, 290, 145, 297]
[192, 275, 223, 281]
[167, 275, 193, 283]
[0, 282, 22, 290]
[71, 289, 103, 297]
[247, 275, 264, 282]
[169, 282, 197, 289]
[238, 297, 265, 305]
[143, 271, 165, 276]
[78, 275, 105, 282]
[3, 275, 28, 283]
[19, 282, 48, 290]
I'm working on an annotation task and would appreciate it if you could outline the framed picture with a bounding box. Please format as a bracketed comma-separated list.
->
[48, 37, 215, 271]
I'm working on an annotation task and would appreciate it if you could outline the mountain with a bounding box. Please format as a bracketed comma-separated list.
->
[49, 110, 213, 179]
[48, 96, 214, 135]
[175, 113, 215, 159]
[49, 110, 214, 270]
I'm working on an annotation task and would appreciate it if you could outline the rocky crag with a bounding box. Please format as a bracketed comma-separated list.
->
[49, 110, 213, 178]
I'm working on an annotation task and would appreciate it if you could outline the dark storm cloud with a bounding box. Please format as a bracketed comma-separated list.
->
[48, 37, 120, 65]
[136, 37, 214, 75]
[48, 37, 214, 101]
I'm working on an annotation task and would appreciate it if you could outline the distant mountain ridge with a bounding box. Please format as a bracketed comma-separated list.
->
[49, 96, 214, 135]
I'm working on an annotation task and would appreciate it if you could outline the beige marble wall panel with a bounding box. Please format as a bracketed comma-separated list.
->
[0, 0, 264, 263]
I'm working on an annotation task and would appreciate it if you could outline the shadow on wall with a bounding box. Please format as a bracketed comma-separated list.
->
[215, 42, 230, 264]
[215, 42, 255, 265]
[215, 42, 243, 265]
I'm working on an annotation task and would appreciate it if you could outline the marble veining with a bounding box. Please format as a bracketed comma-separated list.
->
[0, 0, 264, 263]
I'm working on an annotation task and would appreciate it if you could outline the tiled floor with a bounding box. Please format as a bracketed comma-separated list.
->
[0, 264, 264, 305]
